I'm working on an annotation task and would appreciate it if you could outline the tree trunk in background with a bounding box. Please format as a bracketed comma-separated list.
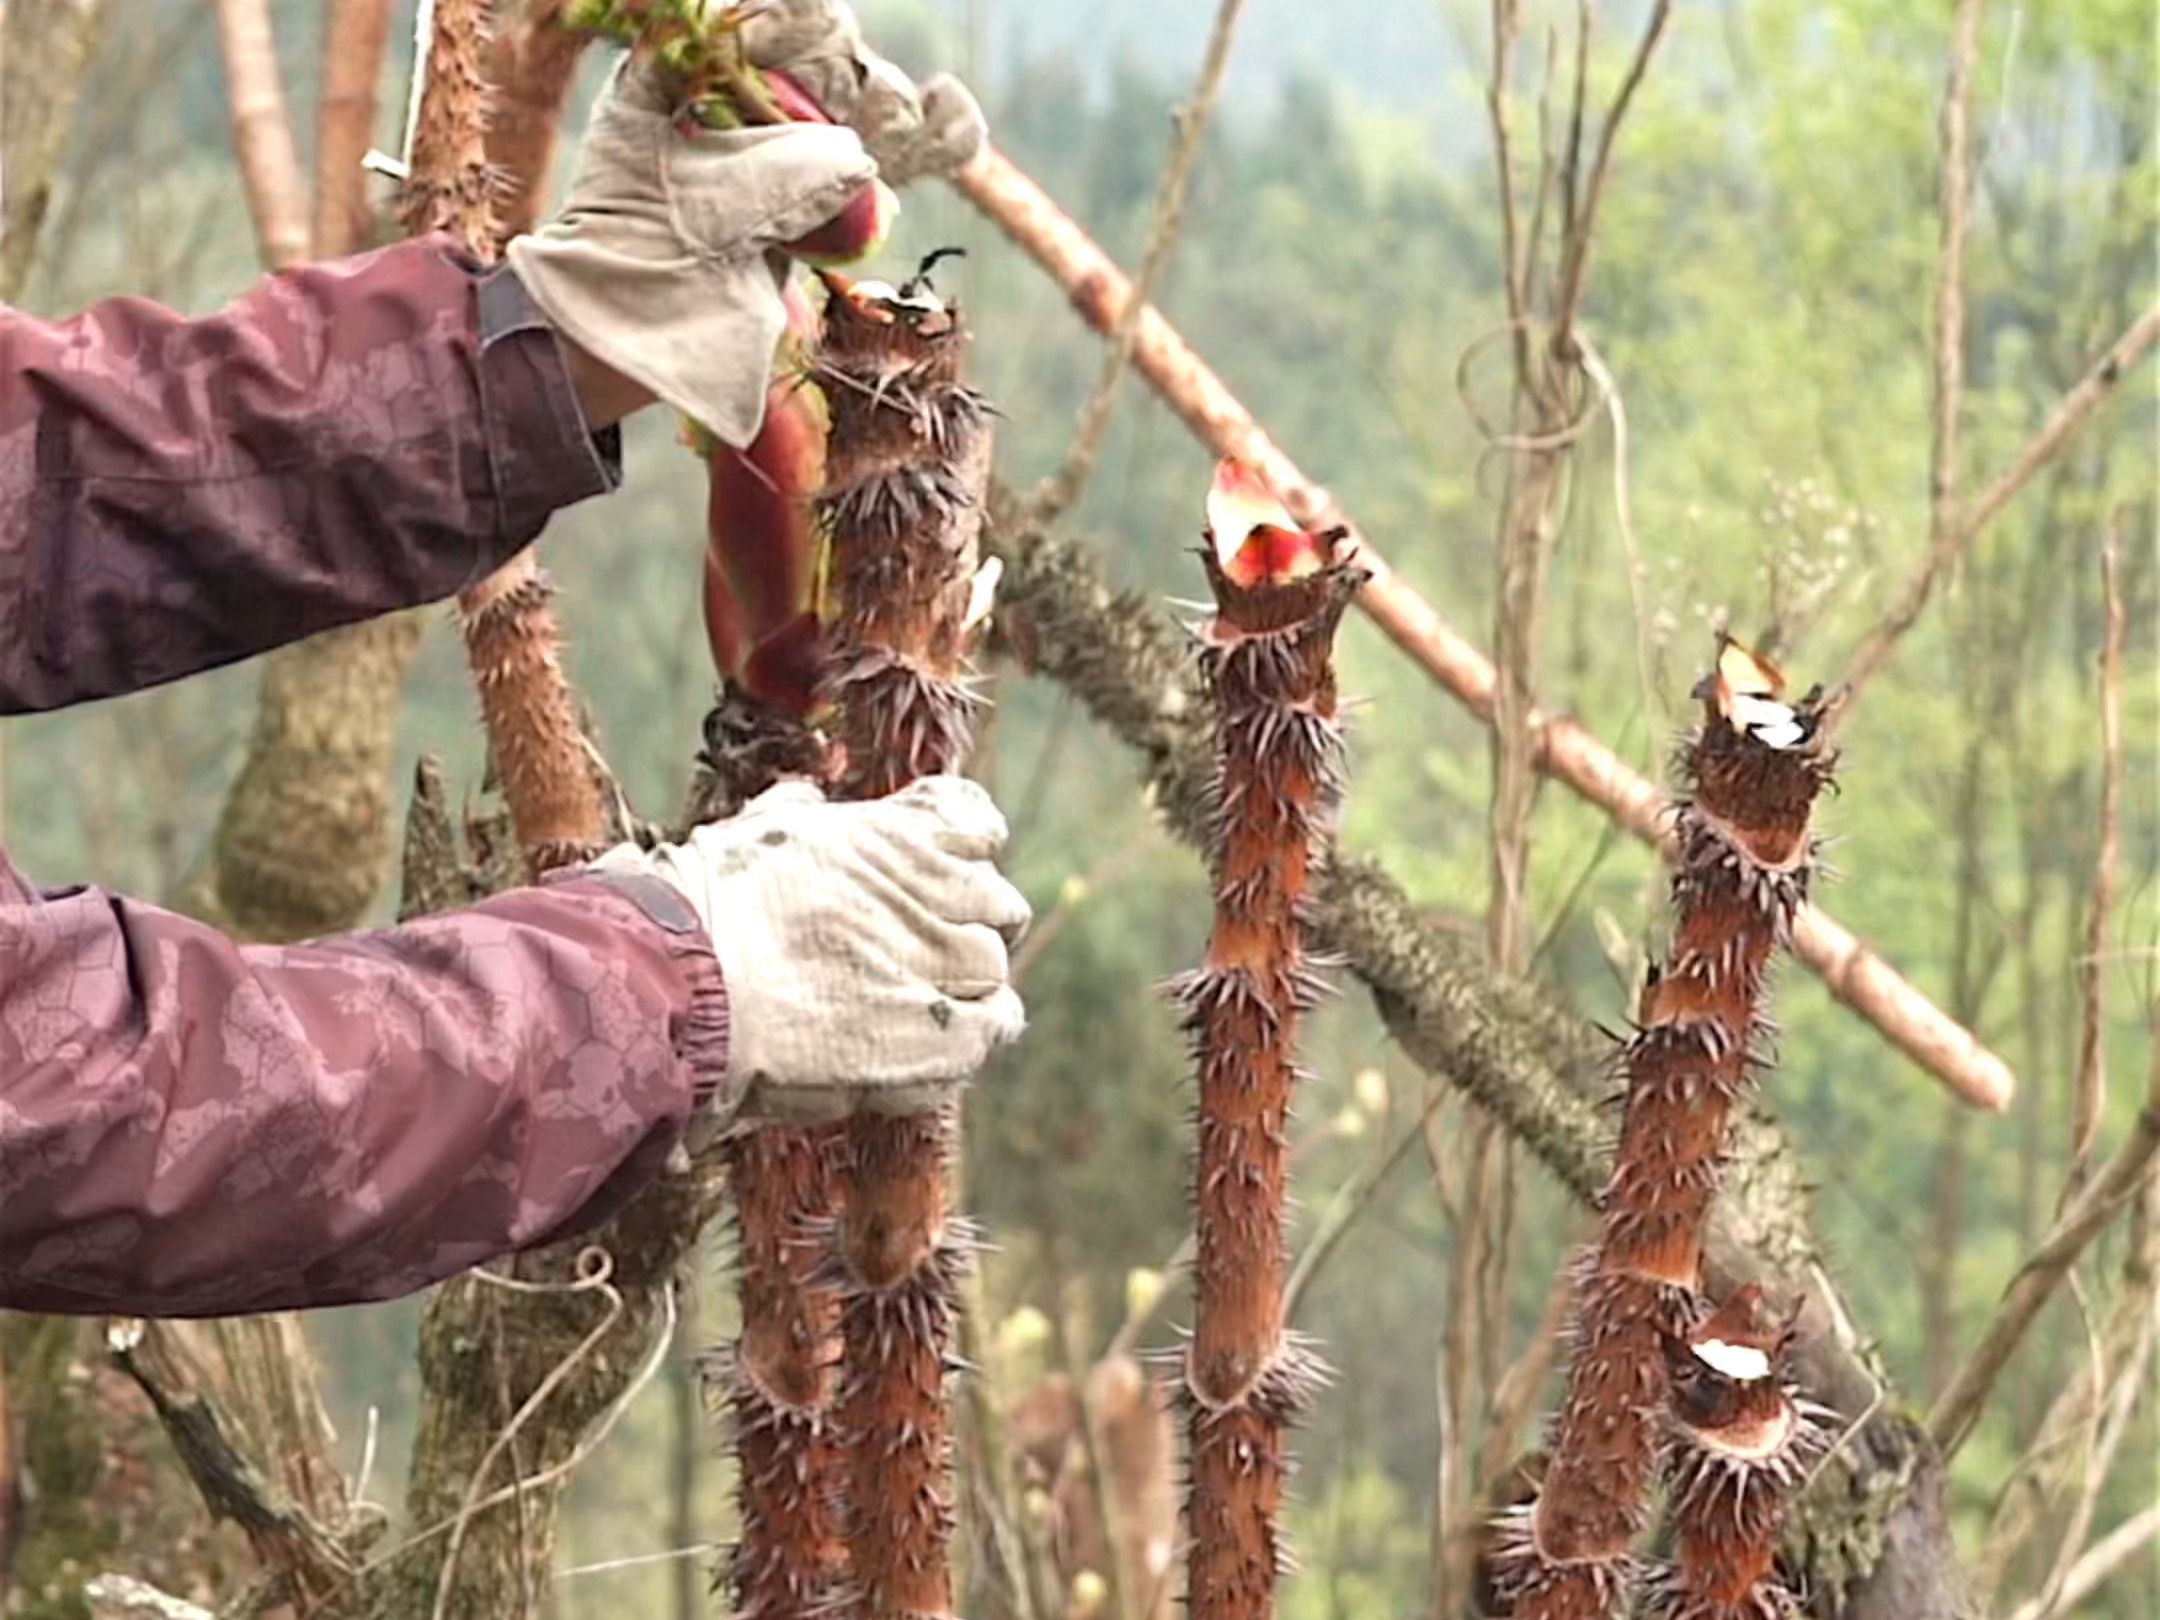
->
[313, 0, 393, 260]
[0, 0, 107, 302]
[0, 1318, 257, 1619]
[209, 614, 427, 940]
[196, 0, 428, 945]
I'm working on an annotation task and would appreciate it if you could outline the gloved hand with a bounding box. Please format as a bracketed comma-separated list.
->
[508, 3, 986, 449]
[741, 0, 988, 186]
[596, 775, 1030, 1127]
[507, 52, 872, 448]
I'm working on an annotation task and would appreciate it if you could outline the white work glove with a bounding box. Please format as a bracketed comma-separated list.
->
[507, 52, 871, 448]
[597, 776, 1030, 1126]
[508, 4, 985, 449]
[742, 0, 988, 186]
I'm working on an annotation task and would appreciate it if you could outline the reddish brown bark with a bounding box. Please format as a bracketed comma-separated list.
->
[950, 146, 2015, 1116]
[689, 670, 847, 1616]
[486, 1, 592, 244]
[1496, 642, 1834, 1620]
[1651, 1287, 1823, 1620]
[1176, 467, 1361, 1620]
[814, 273, 992, 1619]
[398, 0, 499, 246]
[314, 0, 396, 257]
[403, 0, 605, 874]
[720, 1121, 849, 1618]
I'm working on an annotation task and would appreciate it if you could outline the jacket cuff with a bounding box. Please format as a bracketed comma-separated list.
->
[547, 870, 736, 1123]
[471, 258, 624, 554]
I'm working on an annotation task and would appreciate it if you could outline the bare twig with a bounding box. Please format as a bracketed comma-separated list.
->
[1010, 836, 1154, 985]
[2004, 1503, 2160, 1620]
[1836, 304, 2160, 713]
[2026, 1292, 2154, 1620]
[1475, 1263, 1572, 1488]
[1978, 1165, 2159, 1601]
[1030, 0, 1248, 527]
[2065, 521, 2125, 1198]
[1930, 1036, 2160, 1457]
[1284, 1089, 1448, 1322]
[1927, 0, 1984, 537]
[951, 145, 2019, 1111]
[1547, 0, 1671, 352]
[1486, 0, 1528, 326]
[211, 0, 309, 268]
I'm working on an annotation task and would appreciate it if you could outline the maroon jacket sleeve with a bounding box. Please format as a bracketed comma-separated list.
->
[0, 853, 729, 1318]
[0, 236, 617, 712]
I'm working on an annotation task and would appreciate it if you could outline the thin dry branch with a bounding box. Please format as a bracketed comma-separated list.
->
[1485, 0, 1528, 326]
[988, 505, 1963, 1617]
[212, 0, 310, 269]
[2066, 523, 2125, 1196]
[1926, 0, 1983, 537]
[1030, 0, 1247, 527]
[949, 145, 2017, 1112]
[107, 1321, 350, 1609]
[1546, 0, 1670, 352]
[2025, 1290, 2153, 1620]
[314, 0, 395, 257]
[1836, 304, 2160, 712]
[2004, 1503, 2160, 1620]
[1930, 1036, 2160, 1458]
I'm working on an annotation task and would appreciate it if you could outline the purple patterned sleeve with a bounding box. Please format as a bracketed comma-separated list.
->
[0, 854, 729, 1318]
[0, 236, 618, 713]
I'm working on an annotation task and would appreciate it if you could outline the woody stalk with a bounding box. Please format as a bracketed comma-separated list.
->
[1175, 461, 1362, 1620]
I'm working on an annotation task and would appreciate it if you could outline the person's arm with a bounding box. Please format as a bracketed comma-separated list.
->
[0, 238, 616, 714]
[0, 853, 726, 1318]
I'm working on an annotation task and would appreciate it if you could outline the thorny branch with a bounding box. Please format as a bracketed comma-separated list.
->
[986, 500, 1961, 1612]
[2065, 521, 2125, 1197]
[1926, 0, 1983, 540]
[1456, 4, 1679, 1600]
[949, 141, 2019, 1113]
